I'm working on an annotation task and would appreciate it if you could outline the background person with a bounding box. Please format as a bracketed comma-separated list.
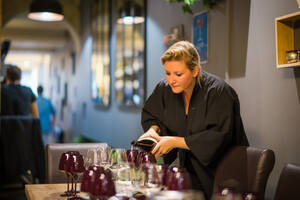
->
[139, 41, 249, 199]
[1, 64, 38, 117]
[37, 85, 56, 146]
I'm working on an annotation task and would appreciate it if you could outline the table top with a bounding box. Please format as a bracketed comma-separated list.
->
[25, 183, 82, 200]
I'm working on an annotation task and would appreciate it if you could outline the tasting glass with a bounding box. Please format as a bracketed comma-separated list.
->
[84, 149, 101, 169]
[136, 151, 156, 168]
[91, 170, 116, 199]
[99, 145, 112, 169]
[59, 152, 73, 196]
[68, 152, 85, 200]
[138, 163, 164, 196]
[126, 149, 139, 168]
[165, 166, 191, 191]
[109, 148, 128, 180]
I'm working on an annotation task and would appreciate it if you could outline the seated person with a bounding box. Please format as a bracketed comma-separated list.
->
[1, 64, 39, 117]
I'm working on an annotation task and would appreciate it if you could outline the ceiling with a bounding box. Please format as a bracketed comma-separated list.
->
[2, 14, 71, 52]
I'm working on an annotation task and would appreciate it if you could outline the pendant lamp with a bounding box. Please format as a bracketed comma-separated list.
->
[28, 0, 64, 21]
[117, 1, 144, 25]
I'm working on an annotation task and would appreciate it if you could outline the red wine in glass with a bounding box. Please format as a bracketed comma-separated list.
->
[126, 149, 139, 168]
[166, 166, 191, 191]
[242, 192, 257, 200]
[59, 152, 73, 197]
[91, 170, 116, 199]
[81, 165, 106, 198]
[68, 153, 85, 200]
[155, 164, 169, 186]
[136, 151, 156, 168]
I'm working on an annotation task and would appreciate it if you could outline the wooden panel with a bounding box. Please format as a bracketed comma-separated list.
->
[276, 11, 300, 21]
[276, 21, 294, 65]
[275, 11, 300, 68]
[277, 62, 300, 68]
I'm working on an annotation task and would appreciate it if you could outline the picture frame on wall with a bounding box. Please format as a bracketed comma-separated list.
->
[115, 0, 146, 109]
[90, 0, 111, 108]
[193, 11, 208, 64]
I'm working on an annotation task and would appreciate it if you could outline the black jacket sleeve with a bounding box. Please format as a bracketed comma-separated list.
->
[141, 82, 165, 133]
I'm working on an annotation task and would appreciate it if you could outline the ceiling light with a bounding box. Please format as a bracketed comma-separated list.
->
[28, 0, 64, 22]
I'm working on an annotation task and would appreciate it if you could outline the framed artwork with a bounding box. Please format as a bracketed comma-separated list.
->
[90, 0, 111, 107]
[193, 11, 208, 64]
[115, 0, 146, 108]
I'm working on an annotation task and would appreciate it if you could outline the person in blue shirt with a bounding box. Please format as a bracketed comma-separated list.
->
[37, 85, 56, 146]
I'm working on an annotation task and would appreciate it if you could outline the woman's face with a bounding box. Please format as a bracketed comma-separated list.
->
[164, 60, 198, 94]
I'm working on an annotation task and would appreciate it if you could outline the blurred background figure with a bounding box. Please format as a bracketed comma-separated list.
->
[1, 40, 11, 85]
[1, 64, 39, 117]
[37, 85, 56, 146]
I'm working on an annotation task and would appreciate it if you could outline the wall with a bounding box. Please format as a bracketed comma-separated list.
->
[228, 0, 300, 199]
[76, 0, 300, 199]
[77, 0, 195, 148]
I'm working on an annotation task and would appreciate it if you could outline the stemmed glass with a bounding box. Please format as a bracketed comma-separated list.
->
[136, 151, 156, 168]
[68, 152, 85, 200]
[138, 163, 164, 196]
[154, 164, 169, 187]
[84, 149, 101, 169]
[99, 145, 112, 169]
[109, 148, 127, 180]
[126, 149, 139, 168]
[165, 166, 191, 191]
[91, 169, 116, 200]
[59, 151, 75, 197]
[81, 165, 105, 199]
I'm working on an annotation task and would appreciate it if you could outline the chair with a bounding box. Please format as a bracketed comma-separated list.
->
[46, 143, 108, 183]
[0, 116, 45, 200]
[274, 163, 300, 200]
[213, 146, 275, 200]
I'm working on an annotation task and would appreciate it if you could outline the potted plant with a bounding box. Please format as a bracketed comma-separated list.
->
[166, 0, 219, 13]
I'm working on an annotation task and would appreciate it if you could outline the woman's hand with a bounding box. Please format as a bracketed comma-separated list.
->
[138, 127, 161, 140]
[151, 136, 190, 159]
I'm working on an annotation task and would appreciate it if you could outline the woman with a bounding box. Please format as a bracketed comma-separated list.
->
[140, 41, 248, 199]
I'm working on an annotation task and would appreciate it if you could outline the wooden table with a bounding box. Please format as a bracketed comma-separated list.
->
[25, 184, 82, 200]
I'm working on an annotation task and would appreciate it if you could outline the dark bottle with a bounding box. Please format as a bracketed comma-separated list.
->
[131, 137, 157, 152]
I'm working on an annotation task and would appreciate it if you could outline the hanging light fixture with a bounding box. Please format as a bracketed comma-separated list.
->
[117, 1, 144, 25]
[28, 0, 64, 22]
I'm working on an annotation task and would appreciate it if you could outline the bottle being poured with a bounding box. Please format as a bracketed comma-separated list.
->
[131, 137, 158, 152]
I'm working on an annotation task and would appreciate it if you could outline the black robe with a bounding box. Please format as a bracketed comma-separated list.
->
[141, 70, 249, 199]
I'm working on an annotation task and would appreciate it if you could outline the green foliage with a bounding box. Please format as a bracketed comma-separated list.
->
[166, 0, 218, 13]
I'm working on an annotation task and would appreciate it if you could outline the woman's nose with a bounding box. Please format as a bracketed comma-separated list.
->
[170, 77, 176, 84]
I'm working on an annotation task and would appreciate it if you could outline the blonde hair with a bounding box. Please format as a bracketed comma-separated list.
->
[161, 41, 202, 85]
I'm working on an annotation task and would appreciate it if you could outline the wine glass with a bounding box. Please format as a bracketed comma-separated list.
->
[109, 148, 127, 180]
[136, 151, 156, 168]
[212, 187, 237, 200]
[242, 192, 256, 200]
[136, 163, 164, 197]
[59, 151, 75, 197]
[99, 145, 112, 169]
[81, 165, 106, 199]
[126, 149, 139, 168]
[91, 169, 116, 199]
[154, 164, 169, 187]
[114, 163, 137, 196]
[84, 149, 100, 169]
[68, 152, 85, 200]
[165, 166, 191, 191]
